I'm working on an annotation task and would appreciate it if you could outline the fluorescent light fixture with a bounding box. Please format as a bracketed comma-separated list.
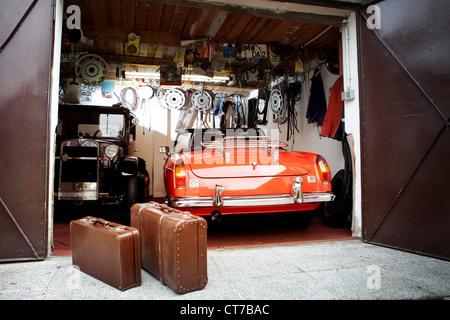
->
[180, 38, 208, 46]
[182, 74, 229, 83]
[124, 72, 229, 83]
[125, 72, 160, 79]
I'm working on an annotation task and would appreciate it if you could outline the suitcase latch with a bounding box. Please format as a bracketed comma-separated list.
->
[110, 225, 126, 232]
[80, 218, 96, 224]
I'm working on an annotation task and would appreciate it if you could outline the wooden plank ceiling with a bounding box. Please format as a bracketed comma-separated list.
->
[61, 0, 348, 86]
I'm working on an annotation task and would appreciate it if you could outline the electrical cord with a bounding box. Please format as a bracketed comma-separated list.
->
[120, 87, 139, 111]
[286, 81, 302, 142]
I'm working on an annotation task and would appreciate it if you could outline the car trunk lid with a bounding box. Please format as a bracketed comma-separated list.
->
[184, 147, 311, 179]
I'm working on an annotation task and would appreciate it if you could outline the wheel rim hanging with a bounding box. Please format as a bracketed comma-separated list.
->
[270, 89, 284, 115]
[156, 88, 186, 110]
[191, 90, 212, 111]
[75, 54, 108, 86]
[270, 88, 287, 124]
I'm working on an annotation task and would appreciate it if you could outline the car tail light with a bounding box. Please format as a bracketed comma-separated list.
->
[174, 159, 186, 189]
[315, 155, 332, 183]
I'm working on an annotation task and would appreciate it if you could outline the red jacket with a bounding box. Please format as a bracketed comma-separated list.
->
[320, 76, 344, 140]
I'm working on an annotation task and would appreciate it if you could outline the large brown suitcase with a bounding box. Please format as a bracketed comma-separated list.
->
[131, 202, 208, 294]
[70, 216, 141, 291]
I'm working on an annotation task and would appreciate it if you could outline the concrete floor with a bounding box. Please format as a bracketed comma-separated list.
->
[1, 240, 449, 301]
[52, 215, 356, 255]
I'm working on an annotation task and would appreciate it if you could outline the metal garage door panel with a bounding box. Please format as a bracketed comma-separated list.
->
[370, 127, 450, 258]
[0, 0, 34, 47]
[0, 0, 53, 261]
[359, 20, 444, 236]
[367, 0, 450, 119]
[359, 0, 450, 260]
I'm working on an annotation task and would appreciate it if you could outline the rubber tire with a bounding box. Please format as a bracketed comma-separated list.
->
[120, 175, 138, 225]
[322, 169, 352, 228]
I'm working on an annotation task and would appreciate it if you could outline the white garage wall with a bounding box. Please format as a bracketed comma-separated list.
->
[341, 13, 361, 237]
[263, 69, 345, 177]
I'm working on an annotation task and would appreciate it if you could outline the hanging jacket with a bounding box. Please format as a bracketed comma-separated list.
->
[306, 69, 327, 126]
[213, 97, 224, 117]
[320, 76, 344, 140]
[233, 101, 245, 127]
[220, 101, 234, 129]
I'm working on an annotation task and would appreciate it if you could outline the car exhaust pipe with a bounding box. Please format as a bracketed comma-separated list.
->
[211, 210, 223, 223]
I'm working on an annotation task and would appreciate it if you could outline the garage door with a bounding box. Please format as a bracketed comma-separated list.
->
[358, 0, 450, 260]
[0, 0, 54, 261]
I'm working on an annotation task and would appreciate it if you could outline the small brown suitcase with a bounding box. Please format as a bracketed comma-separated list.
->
[131, 202, 208, 294]
[70, 216, 141, 291]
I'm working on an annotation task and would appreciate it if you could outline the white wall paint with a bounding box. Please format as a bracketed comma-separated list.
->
[263, 70, 345, 178]
[341, 13, 362, 237]
[48, 0, 64, 256]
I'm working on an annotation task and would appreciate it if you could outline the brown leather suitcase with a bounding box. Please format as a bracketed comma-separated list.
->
[130, 202, 208, 294]
[70, 216, 141, 291]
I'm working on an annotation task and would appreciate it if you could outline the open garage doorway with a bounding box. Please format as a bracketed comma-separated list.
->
[51, 0, 360, 256]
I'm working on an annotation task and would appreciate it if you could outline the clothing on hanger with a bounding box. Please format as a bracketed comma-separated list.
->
[320, 76, 344, 140]
[306, 68, 327, 126]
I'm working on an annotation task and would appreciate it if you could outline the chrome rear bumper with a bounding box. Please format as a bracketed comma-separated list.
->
[169, 192, 335, 208]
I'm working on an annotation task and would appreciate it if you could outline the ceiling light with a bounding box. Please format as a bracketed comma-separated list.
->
[124, 72, 160, 79]
[182, 74, 229, 83]
[124, 72, 229, 83]
[180, 38, 208, 47]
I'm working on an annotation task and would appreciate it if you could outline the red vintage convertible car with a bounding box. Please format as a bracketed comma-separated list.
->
[160, 128, 335, 225]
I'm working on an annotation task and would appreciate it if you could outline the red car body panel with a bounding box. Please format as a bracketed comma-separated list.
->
[161, 129, 334, 216]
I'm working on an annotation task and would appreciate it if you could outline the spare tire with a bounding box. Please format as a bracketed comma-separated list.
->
[322, 169, 352, 228]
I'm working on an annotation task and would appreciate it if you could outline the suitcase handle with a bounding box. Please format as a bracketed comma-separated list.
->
[93, 217, 112, 227]
[146, 202, 191, 216]
[149, 203, 176, 213]
[80, 217, 126, 231]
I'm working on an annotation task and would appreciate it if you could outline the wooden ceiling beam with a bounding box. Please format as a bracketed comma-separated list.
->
[273, 0, 365, 10]
[81, 24, 183, 47]
[101, 54, 169, 66]
[143, 0, 352, 26]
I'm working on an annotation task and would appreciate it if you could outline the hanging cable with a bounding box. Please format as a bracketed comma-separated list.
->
[286, 80, 302, 143]
[120, 87, 139, 111]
